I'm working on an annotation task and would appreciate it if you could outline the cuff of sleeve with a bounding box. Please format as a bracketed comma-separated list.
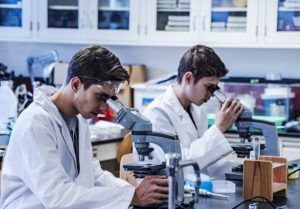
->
[125, 186, 136, 209]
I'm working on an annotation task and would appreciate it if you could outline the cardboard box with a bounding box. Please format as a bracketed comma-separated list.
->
[117, 65, 146, 107]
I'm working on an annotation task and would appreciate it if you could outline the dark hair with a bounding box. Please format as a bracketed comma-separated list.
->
[177, 45, 228, 84]
[66, 45, 130, 89]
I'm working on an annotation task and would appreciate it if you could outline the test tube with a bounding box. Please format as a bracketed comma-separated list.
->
[252, 137, 260, 160]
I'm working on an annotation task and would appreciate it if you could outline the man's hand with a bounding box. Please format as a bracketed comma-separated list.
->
[131, 175, 168, 207]
[215, 97, 244, 133]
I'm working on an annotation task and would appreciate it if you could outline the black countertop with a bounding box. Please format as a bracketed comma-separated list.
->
[134, 178, 300, 209]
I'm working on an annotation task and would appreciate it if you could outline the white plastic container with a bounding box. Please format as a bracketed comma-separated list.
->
[131, 83, 168, 113]
[0, 81, 18, 134]
[261, 86, 295, 119]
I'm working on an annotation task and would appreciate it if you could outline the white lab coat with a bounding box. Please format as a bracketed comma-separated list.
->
[0, 86, 134, 209]
[142, 85, 235, 178]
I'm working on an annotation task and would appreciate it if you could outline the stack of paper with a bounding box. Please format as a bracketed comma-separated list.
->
[157, 0, 177, 10]
[283, 0, 300, 9]
[165, 15, 190, 31]
[211, 21, 226, 31]
[178, 0, 190, 10]
[226, 16, 247, 31]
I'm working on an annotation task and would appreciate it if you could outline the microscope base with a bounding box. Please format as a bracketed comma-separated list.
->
[225, 172, 243, 182]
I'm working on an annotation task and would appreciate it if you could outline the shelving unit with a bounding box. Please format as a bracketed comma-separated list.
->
[243, 156, 287, 201]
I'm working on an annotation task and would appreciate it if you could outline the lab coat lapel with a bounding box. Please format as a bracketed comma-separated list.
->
[190, 104, 207, 137]
[60, 123, 77, 166]
[167, 86, 198, 140]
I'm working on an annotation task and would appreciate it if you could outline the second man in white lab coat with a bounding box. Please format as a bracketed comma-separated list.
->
[143, 45, 243, 178]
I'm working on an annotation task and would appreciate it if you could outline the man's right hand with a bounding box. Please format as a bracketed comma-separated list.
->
[131, 175, 168, 207]
[215, 97, 244, 133]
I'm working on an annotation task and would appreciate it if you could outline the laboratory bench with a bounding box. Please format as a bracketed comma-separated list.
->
[91, 136, 124, 177]
[134, 177, 300, 209]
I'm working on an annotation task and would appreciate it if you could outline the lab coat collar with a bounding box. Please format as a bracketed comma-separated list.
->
[164, 85, 186, 118]
[164, 85, 199, 137]
[33, 86, 79, 169]
[33, 85, 64, 127]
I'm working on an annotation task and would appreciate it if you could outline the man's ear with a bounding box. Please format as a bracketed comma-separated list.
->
[71, 77, 82, 92]
[184, 71, 194, 85]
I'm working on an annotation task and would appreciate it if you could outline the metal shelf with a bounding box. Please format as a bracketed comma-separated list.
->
[48, 5, 78, 10]
[0, 3, 22, 9]
[278, 7, 300, 12]
[98, 6, 129, 11]
[212, 7, 247, 12]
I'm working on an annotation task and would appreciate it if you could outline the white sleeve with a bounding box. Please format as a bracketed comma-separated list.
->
[93, 160, 133, 187]
[182, 124, 233, 169]
[18, 121, 134, 209]
[144, 107, 233, 170]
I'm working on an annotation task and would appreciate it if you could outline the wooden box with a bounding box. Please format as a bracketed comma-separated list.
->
[243, 156, 287, 201]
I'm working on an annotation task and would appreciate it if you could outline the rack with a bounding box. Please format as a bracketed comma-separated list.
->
[243, 156, 287, 201]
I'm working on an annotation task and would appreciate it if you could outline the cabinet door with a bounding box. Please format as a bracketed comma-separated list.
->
[37, 0, 87, 41]
[0, 0, 31, 38]
[201, 0, 258, 44]
[88, 0, 139, 42]
[144, 0, 199, 44]
[266, 0, 300, 45]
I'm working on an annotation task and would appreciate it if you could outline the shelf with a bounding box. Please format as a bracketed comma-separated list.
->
[48, 5, 78, 10]
[0, 3, 22, 9]
[272, 162, 286, 168]
[98, 6, 129, 11]
[278, 7, 300, 12]
[272, 182, 287, 193]
[212, 7, 247, 12]
[157, 8, 190, 12]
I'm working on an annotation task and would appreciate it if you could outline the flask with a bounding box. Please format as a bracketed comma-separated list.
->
[0, 80, 18, 134]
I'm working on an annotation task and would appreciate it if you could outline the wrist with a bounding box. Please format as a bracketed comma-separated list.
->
[215, 124, 226, 133]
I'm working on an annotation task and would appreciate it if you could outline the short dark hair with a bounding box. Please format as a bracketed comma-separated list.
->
[66, 45, 130, 89]
[177, 45, 228, 84]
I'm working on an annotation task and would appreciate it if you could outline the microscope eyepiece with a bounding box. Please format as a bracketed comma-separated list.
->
[100, 94, 110, 102]
[207, 85, 220, 94]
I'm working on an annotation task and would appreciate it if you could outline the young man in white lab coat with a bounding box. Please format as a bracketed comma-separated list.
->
[0, 45, 168, 209]
[142, 45, 243, 179]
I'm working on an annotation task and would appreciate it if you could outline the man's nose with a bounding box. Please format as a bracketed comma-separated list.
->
[98, 102, 108, 112]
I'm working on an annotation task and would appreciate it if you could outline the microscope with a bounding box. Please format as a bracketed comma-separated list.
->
[208, 85, 280, 181]
[27, 50, 59, 90]
[103, 95, 200, 209]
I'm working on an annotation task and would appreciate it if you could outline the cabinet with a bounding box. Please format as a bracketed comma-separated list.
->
[0, 0, 31, 38]
[37, 0, 85, 40]
[143, 0, 200, 45]
[201, 0, 259, 44]
[1, 0, 300, 48]
[265, 0, 300, 45]
[37, 0, 139, 42]
[88, 0, 140, 42]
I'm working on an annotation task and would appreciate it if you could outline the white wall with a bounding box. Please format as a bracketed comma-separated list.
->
[1, 41, 300, 80]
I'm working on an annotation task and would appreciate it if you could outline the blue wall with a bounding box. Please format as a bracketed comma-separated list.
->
[1, 41, 300, 80]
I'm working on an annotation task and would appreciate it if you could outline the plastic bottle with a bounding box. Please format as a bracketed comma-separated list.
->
[0, 80, 18, 134]
[288, 165, 297, 180]
[291, 163, 299, 178]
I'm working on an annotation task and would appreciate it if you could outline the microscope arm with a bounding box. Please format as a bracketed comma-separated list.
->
[236, 118, 280, 156]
